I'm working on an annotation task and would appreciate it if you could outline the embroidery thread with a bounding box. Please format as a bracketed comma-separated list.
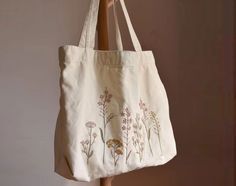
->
[139, 99, 153, 156]
[121, 107, 132, 164]
[97, 88, 116, 164]
[106, 139, 124, 166]
[132, 113, 145, 162]
[80, 121, 97, 164]
[149, 111, 163, 155]
[80, 91, 162, 164]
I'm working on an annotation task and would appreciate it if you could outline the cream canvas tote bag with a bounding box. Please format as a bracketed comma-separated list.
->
[54, 0, 177, 182]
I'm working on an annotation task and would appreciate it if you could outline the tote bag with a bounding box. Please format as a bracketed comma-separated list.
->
[54, 0, 177, 182]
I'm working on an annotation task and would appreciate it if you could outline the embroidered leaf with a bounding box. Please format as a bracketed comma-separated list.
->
[148, 128, 151, 140]
[99, 127, 105, 143]
[111, 150, 114, 157]
[89, 150, 93, 158]
[106, 113, 116, 124]
[127, 150, 132, 161]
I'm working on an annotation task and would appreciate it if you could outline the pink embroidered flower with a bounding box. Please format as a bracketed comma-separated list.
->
[125, 107, 131, 117]
[122, 125, 126, 130]
[139, 99, 148, 112]
[85, 121, 96, 128]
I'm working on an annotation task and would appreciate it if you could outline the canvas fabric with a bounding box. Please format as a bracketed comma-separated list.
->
[54, 0, 177, 182]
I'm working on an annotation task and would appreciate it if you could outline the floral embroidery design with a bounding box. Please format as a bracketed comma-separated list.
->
[80, 88, 163, 165]
[139, 99, 153, 156]
[132, 113, 145, 162]
[106, 139, 124, 166]
[149, 111, 163, 155]
[121, 107, 132, 163]
[80, 121, 97, 164]
[97, 88, 116, 163]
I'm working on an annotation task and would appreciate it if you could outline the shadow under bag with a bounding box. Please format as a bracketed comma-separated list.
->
[54, 0, 177, 182]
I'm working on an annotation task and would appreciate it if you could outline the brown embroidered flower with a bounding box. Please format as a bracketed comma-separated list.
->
[106, 139, 113, 148]
[115, 148, 123, 155]
[106, 139, 124, 166]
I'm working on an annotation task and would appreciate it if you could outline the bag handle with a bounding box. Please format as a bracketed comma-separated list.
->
[119, 0, 142, 51]
[112, 0, 123, 50]
[78, 0, 142, 51]
[79, 0, 123, 50]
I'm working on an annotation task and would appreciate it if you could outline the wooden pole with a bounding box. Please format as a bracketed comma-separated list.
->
[97, 0, 115, 185]
[97, 0, 109, 50]
[100, 176, 115, 186]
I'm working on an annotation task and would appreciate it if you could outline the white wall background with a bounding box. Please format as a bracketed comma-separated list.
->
[0, 0, 98, 186]
[0, 0, 234, 186]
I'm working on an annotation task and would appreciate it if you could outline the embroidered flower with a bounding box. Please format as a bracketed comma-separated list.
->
[120, 106, 133, 163]
[97, 87, 116, 164]
[139, 100, 153, 155]
[149, 111, 163, 155]
[132, 113, 145, 162]
[81, 121, 97, 164]
[85, 121, 96, 128]
[106, 139, 124, 166]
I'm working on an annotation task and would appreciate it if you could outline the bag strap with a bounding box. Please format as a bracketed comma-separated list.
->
[79, 0, 123, 50]
[79, 0, 123, 51]
[78, 0, 99, 49]
[78, 0, 142, 51]
[112, 0, 123, 50]
[119, 0, 142, 51]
